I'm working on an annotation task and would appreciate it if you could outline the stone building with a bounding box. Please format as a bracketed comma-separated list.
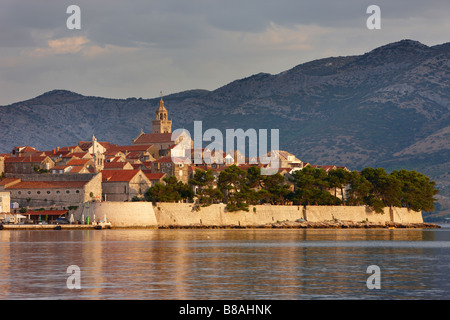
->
[105, 144, 158, 163]
[103, 161, 134, 170]
[151, 156, 190, 184]
[143, 172, 166, 186]
[0, 155, 5, 175]
[0, 192, 10, 213]
[152, 94, 172, 134]
[4, 156, 55, 174]
[101, 169, 152, 201]
[259, 150, 303, 169]
[11, 146, 38, 157]
[132, 95, 192, 158]
[0, 174, 102, 207]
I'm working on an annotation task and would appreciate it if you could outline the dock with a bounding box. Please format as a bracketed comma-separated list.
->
[0, 224, 111, 230]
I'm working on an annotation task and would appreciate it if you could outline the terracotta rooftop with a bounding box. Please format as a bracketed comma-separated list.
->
[67, 159, 92, 166]
[103, 162, 132, 169]
[5, 156, 50, 163]
[143, 172, 166, 180]
[26, 210, 68, 216]
[101, 169, 143, 182]
[0, 178, 21, 188]
[78, 141, 113, 151]
[5, 180, 88, 189]
[12, 146, 37, 153]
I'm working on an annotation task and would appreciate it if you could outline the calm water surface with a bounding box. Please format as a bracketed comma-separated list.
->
[0, 225, 450, 300]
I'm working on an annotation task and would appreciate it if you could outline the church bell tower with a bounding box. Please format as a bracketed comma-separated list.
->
[152, 92, 172, 134]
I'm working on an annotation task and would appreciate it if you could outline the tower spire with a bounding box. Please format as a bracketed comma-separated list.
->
[152, 90, 172, 134]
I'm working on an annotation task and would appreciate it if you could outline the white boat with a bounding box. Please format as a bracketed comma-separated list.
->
[94, 214, 112, 229]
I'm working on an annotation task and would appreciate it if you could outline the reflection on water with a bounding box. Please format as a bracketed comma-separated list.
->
[0, 227, 449, 300]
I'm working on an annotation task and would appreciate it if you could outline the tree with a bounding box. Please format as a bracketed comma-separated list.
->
[391, 169, 439, 212]
[290, 166, 340, 205]
[218, 165, 252, 212]
[189, 169, 223, 206]
[147, 176, 194, 203]
[346, 171, 371, 206]
[327, 168, 351, 203]
[259, 172, 292, 205]
[361, 167, 402, 210]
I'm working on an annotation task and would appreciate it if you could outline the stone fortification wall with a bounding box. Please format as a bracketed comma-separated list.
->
[155, 203, 423, 227]
[155, 203, 304, 227]
[67, 202, 423, 228]
[75, 201, 158, 227]
[305, 205, 423, 224]
[389, 207, 423, 224]
[0, 192, 10, 213]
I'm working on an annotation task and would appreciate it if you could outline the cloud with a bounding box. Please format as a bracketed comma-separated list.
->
[0, 0, 449, 105]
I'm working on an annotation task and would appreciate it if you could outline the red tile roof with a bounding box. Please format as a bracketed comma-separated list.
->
[26, 210, 68, 216]
[51, 165, 70, 170]
[101, 169, 143, 182]
[144, 172, 166, 180]
[126, 151, 141, 159]
[78, 141, 113, 151]
[70, 152, 92, 158]
[5, 156, 50, 163]
[12, 146, 37, 153]
[103, 162, 132, 169]
[0, 178, 21, 187]
[6, 180, 88, 189]
[67, 159, 92, 166]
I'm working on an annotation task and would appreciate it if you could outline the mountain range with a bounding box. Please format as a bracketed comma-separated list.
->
[1, 39, 449, 220]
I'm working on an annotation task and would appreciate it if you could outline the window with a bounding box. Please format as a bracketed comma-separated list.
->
[56, 190, 60, 194]
[66, 190, 70, 194]
[47, 191, 50, 194]
[27, 191, 31, 195]
[37, 191, 41, 195]
[76, 190, 80, 194]
[18, 191, 22, 195]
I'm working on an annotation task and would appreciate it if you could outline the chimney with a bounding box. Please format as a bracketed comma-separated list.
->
[57, 147, 60, 151]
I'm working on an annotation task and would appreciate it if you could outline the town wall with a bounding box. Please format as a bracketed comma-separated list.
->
[153, 203, 423, 227]
[74, 201, 158, 227]
[154, 203, 305, 227]
[83, 173, 102, 202]
[0, 192, 10, 213]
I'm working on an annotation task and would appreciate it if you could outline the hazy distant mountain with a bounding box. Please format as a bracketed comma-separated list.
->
[1, 39, 449, 220]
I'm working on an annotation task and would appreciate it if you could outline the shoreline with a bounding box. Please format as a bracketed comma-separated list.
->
[0, 221, 441, 230]
[158, 221, 441, 229]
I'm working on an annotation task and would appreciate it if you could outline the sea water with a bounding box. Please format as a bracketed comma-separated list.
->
[0, 225, 449, 299]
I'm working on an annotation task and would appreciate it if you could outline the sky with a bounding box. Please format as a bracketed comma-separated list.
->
[0, 0, 449, 105]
